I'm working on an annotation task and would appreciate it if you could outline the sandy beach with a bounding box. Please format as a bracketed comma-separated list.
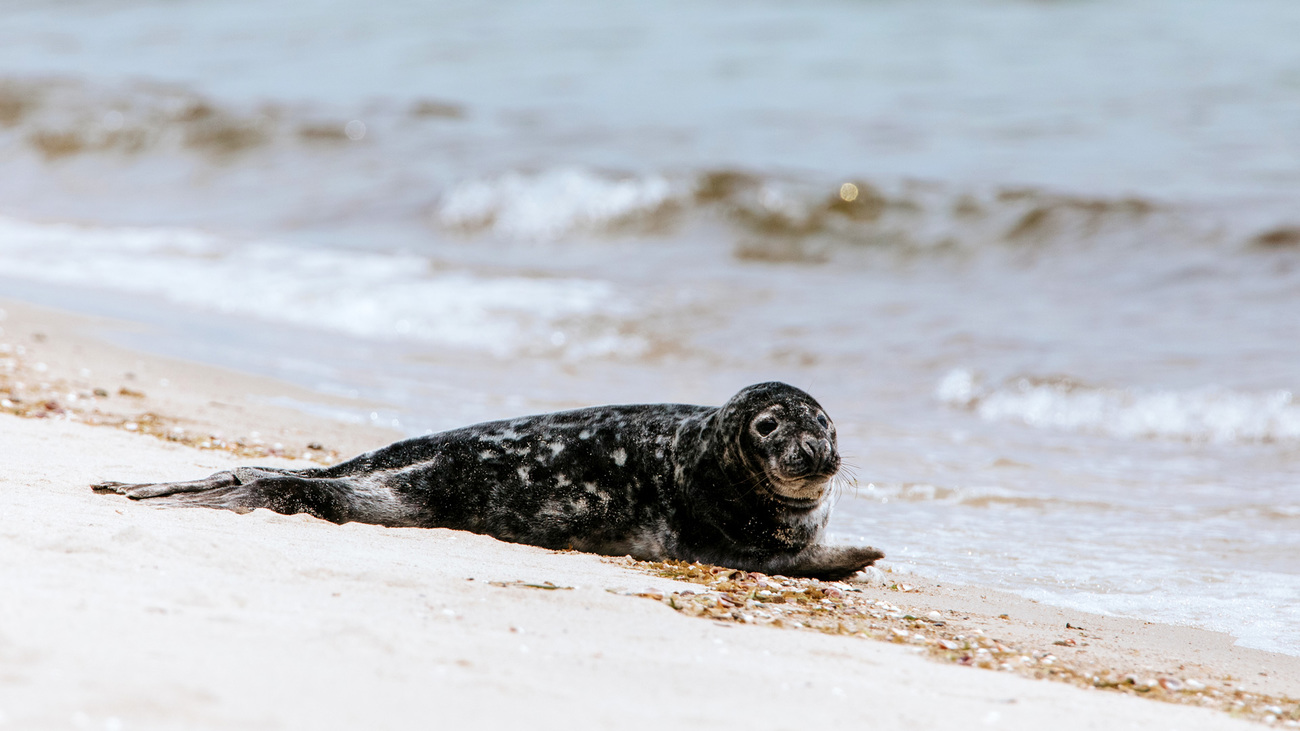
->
[0, 298, 1296, 730]
[4, 1, 1300, 728]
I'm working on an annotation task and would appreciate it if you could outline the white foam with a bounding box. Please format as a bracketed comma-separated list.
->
[938, 369, 1300, 443]
[851, 481, 1110, 512]
[0, 216, 641, 357]
[436, 168, 677, 242]
[1016, 568, 1300, 657]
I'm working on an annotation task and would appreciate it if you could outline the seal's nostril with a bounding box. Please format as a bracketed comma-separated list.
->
[800, 436, 833, 468]
[799, 437, 833, 471]
[800, 436, 817, 458]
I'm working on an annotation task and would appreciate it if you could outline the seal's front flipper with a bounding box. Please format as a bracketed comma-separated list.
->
[779, 545, 885, 581]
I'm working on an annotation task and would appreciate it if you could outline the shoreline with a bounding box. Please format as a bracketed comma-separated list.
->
[0, 296, 402, 461]
[1, 296, 1296, 728]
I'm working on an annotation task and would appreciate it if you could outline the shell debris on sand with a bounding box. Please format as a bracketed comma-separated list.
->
[0, 334, 341, 465]
[612, 558, 1300, 726]
[488, 580, 574, 591]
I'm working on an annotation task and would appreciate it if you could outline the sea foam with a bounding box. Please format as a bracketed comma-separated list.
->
[436, 168, 677, 242]
[0, 216, 641, 358]
[937, 369, 1300, 443]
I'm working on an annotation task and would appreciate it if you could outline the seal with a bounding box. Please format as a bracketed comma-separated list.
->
[93, 382, 883, 580]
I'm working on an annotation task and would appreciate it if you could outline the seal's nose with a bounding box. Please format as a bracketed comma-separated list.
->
[800, 436, 832, 469]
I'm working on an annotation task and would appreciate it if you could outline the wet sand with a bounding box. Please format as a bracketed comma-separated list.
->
[0, 297, 1295, 729]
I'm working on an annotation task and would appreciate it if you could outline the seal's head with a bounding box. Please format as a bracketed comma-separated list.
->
[716, 382, 841, 508]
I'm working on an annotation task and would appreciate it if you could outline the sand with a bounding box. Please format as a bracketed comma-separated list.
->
[0, 298, 1295, 730]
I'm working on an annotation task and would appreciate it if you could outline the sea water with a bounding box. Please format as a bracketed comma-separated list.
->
[0, 0, 1297, 655]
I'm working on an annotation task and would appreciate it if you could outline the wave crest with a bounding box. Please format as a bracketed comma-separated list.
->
[435, 168, 677, 242]
[0, 216, 646, 358]
[429, 166, 1213, 257]
[938, 369, 1300, 443]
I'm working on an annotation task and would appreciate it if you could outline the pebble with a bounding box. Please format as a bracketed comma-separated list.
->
[858, 566, 886, 585]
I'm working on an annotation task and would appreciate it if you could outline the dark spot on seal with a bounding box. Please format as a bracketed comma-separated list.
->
[91, 382, 883, 580]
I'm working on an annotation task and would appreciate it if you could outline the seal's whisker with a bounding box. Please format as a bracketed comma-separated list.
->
[831, 471, 859, 508]
[833, 458, 863, 503]
[732, 470, 772, 501]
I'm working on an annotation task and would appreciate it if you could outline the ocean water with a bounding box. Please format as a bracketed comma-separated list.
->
[1, 0, 1298, 655]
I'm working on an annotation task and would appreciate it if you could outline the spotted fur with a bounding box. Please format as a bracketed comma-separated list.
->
[93, 382, 883, 579]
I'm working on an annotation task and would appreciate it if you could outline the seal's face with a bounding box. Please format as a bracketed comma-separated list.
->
[720, 383, 841, 508]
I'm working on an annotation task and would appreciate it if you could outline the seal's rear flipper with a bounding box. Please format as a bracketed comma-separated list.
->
[93, 470, 420, 527]
[91, 466, 311, 500]
[92, 472, 240, 499]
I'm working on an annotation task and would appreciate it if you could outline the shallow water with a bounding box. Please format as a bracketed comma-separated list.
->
[1, 0, 1297, 655]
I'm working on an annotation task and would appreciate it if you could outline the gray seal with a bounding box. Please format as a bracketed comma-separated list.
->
[93, 382, 883, 580]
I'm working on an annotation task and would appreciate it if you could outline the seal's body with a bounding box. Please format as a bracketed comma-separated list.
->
[94, 382, 883, 579]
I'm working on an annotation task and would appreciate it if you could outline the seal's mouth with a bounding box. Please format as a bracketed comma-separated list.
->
[769, 491, 824, 510]
[765, 473, 832, 508]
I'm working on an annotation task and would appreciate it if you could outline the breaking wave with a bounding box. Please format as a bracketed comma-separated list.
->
[3, 74, 1297, 258]
[850, 481, 1114, 512]
[427, 166, 1298, 258]
[0, 216, 644, 358]
[937, 369, 1300, 443]
[436, 168, 678, 242]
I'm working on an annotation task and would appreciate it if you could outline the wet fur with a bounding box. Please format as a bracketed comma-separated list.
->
[93, 382, 883, 580]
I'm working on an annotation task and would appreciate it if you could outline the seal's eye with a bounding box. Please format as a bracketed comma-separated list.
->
[816, 414, 829, 428]
[754, 417, 779, 437]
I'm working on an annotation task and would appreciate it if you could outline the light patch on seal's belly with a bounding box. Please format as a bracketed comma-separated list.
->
[583, 482, 612, 507]
[774, 502, 831, 543]
[571, 497, 590, 516]
[600, 520, 671, 561]
[344, 473, 421, 526]
[611, 448, 627, 467]
[538, 501, 568, 520]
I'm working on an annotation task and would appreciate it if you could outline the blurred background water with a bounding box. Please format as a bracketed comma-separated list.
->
[1, 0, 1297, 654]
